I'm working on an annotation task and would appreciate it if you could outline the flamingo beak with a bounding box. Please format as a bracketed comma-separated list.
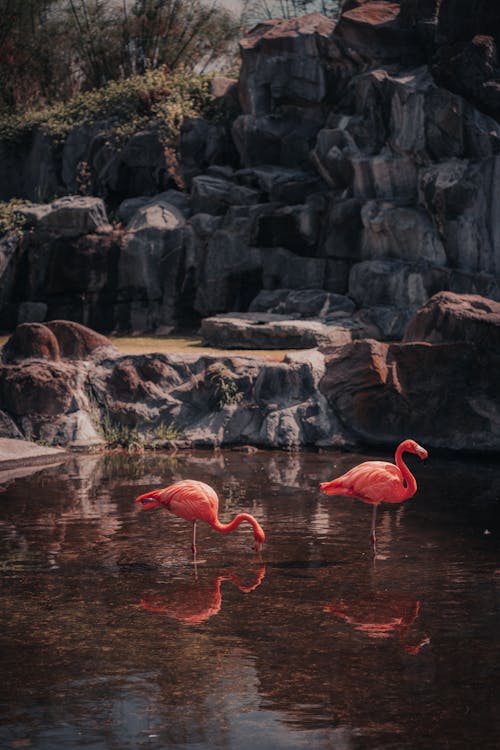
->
[135, 490, 162, 510]
[416, 445, 428, 460]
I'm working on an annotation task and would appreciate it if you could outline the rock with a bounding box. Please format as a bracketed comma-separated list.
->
[190, 175, 262, 215]
[336, 1, 420, 63]
[238, 13, 336, 117]
[419, 157, 500, 275]
[254, 202, 322, 252]
[17, 196, 111, 237]
[235, 165, 326, 204]
[2, 323, 60, 363]
[125, 199, 186, 232]
[0, 413, 24, 440]
[0, 127, 61, 202]
[45, 320, 115, 359]
[232, 109, 326, 169]
[99, 128, 173, 203]
[348, 258, 448, 308]
[403, 291, 500, 349]
[117, 199, 186, 332]
[2, 320, 114, 363]
[361, 201, 446, 265]
[0, 361, 75, 417]
[263, 248, 327, 291]
[117, 190, 191, 225]
[320, 197, 363, 261]
[249, 288, 356, 318]
[201, 312, 353, 349]
[180, 118, 240, 188]
[351, 150, 419, 201]
[320, 338, 500, 451]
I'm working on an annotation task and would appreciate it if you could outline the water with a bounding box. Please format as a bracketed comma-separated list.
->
[0, 449, 499, 750]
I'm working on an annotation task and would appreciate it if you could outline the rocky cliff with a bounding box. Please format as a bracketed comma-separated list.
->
[1, 1, 500, 338]
[1, 0, 500, 453]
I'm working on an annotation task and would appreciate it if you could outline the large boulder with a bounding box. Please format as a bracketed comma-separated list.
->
[17, 196, 111, 237]
[2, 323, 60, 364]
[320, 337, 500, 451]
[200, 312, 354, 349]
[2, 320, 115, 363]
[0, 361, 76, 417]
[238, 13, 337, 117]
[336, 1, 421, 63]
[403, 291, 500, 349]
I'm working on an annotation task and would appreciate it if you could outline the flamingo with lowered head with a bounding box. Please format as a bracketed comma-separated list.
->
[136, 479, 265, 556]
[319, 439, 428, 551]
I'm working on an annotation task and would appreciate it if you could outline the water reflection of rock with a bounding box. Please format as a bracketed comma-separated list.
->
[140, 564, 266, 624]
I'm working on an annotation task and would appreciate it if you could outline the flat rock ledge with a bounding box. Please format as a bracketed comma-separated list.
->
[201, 313, 354, 349]
[0, 438, 67, 470]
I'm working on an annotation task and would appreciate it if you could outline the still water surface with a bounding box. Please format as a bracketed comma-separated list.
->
[0, 449, 499, 750]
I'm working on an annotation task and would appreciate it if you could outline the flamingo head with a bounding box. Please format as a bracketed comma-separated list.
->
[253, 522, 265, 551]
[402, 439, 428, 460]
[135, 489, 163, 510]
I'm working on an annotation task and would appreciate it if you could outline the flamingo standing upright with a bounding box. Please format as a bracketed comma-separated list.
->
[136, 479, 265, 557]
[319, 439, 428, 552]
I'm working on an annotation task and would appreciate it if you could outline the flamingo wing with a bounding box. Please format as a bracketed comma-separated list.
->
[162, 479, 219, 523]
[322, 461, 406, 504]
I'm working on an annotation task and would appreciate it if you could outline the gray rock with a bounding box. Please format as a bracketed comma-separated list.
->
[361, 200, 446, 265]
[201, 313, 353, 349]
[190, 175, 262, 215]
[249, 288, 356, 317]
[99, 128, 172, 201]
[348, 258, 449, 307]
[238, 13, 336, 117]
[17, 196, 111, 237]
[419, 157, 500, 275]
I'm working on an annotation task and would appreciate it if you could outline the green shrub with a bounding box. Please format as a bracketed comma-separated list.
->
[207, 364, 243, 409]
[0, 67, 217, 147]
[101, 411, 143, 451]
[0, 200, 28, 237]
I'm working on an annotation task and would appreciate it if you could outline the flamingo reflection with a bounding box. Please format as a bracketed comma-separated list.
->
[140, 564, 266, 625]
[324, 591, 430, 654]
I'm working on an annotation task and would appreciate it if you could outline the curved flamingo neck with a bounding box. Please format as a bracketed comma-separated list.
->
[210, 513, 264, 542]
[395, 443, 417, 498]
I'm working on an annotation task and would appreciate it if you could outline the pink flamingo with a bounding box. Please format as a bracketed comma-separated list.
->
[320, 439, 428, 551]
[136, 479, 265, 556]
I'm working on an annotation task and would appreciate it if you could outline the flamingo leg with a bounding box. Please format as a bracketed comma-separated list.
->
[370, 504, 378, 554]
[191, 521, 197, 556]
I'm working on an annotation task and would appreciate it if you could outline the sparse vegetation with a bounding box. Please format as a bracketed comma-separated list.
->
[0, 66, 217, 147]
[0, 200, 28, 236]
[207, 364, 244, 409]
[154, 421, 184, 442]
[100, 411, 144, 451]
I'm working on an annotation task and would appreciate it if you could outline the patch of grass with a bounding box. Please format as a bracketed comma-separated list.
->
[154, 421, 184, 441]
[100, 411, 143, 451]
[109, 336, 287, 361]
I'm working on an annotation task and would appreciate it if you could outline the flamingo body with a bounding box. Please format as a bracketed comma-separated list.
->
[135, 479, 265, 554]
[319, 439, 428, 551]
[320, 439, 428, 505]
